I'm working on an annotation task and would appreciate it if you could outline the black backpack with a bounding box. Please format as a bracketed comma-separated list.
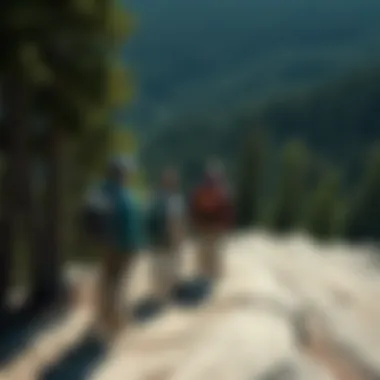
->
[147, 195, 169, 245]
[82, 187, 114, 243]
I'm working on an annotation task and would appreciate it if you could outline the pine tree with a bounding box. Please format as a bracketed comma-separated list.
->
[270, 139, 310, 233]
[40, 0, 133, 305]
[0, 1, 38, 309]
[236, 129, 266, 228]
[0, 0, 134, 307]
[303, 168, 345, 240]
[346, 143, 380, 241]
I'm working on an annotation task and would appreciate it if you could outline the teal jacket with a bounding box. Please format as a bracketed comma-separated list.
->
[101, 180, 145, 253]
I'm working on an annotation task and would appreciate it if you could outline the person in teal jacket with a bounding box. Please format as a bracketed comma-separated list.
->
[94, 156, 145, 336]
[101, 171, 143, 253]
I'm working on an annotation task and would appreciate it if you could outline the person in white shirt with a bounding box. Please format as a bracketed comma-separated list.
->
[147, 167, 187, 302]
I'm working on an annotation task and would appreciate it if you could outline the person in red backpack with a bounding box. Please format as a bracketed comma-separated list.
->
[190, 159, 234, 281]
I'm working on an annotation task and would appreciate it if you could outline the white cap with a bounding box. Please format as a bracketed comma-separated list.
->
[205, 158, 225, 179]
[108, 155, 137, 175]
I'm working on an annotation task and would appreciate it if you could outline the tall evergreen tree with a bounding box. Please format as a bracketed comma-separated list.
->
[0, 0, 134, 308]
[236, 129, 266, 227]
[270, 139, 310, 233]
[346, 142, 380, 241]
[303, 168, 345, 239]
[0, 1, 38, 310]
[36, 0, 133, 306]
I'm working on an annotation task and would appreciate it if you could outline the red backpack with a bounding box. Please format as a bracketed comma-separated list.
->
[191, 184, 233, 227]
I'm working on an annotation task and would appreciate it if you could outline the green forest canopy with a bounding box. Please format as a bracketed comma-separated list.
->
[125, 0, 380, 132]
[142, 64, 380, 187]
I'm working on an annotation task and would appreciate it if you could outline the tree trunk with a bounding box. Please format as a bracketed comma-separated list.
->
[0, 67, 28, 313]
[46, 127, 65, 302]
[0, 163, 14, 312]
[31, 127, 66, 307]
[26, 159, 46, 310]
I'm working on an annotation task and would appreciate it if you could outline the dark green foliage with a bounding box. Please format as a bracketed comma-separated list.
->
[143, 65, 380, 193]
[270, 140, 310, 233]
[0, 0, 133, 303]
[303, 169, 345, 239]
[126, 0, 380, 130]
[233, 133, 380, 242]
[235, 129, 266, 227]
[346, 143, 380, 241]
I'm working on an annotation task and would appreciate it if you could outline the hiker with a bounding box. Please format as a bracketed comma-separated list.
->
[190, 159, 234, 281]
[147, 167, 187, 302]
[82, 156, 143, 335]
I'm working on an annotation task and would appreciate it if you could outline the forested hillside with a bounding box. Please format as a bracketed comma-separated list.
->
[142, 65, 380, 186]
[125, 0, 380, 132]
[124, 0, 380, 241]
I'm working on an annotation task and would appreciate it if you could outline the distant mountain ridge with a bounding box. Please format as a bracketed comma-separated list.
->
[124, 0, 380, 131]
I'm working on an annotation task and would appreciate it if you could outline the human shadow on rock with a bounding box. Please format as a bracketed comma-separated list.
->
[132, 296, 167, 323]
[130, 277, 213, 323]
[0, 305, 67, 366]
[39, 332, 107, 380]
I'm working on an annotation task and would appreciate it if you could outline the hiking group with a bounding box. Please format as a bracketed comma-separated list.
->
[83, 157, 235, 335]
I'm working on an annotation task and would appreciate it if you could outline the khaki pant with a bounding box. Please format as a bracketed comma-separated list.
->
[151, 244, 181, 300]
[97, 249, 133, 331]
[196, 228, 224, 280]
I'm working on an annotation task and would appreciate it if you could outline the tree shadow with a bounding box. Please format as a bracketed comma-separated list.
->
[0, 306, 68, 366]
[38, 332, 107, 380]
